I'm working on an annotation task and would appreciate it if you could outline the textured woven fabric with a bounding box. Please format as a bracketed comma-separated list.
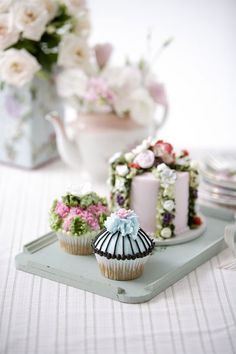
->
[0, 161, 236, 354]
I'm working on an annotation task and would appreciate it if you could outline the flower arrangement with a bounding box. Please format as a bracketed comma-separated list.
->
[50, 192, 109, 236]
[56, 39, 171, 126]
[0, 0, 90, 87]
[109, 139, 202, 239]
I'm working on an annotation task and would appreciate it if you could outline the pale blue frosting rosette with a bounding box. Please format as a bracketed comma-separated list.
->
[104, 209, 140, 240]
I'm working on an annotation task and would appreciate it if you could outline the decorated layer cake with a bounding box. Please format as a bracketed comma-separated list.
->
[109, 139, 202, 239]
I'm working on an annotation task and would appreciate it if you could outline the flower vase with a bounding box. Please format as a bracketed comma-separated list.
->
[0, 76, 61, 169]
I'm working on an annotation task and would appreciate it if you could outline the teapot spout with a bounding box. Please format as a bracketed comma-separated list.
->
[46, 111, 81, 169]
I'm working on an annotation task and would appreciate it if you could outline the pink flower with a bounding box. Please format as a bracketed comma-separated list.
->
[85, 77, 114, 103]
[147, 82, 168, 106]
[134, 150, 155, 169]
[153, 140, 175, 164]
[80, 210, 100, 230]
[87, 203, 109, 216]
[94, 43, 113, 69]
[70, 206, 84, 216]
[116, 209, 133, 219]
[63, 215, 74, 232]
[55, 201, 70, 218]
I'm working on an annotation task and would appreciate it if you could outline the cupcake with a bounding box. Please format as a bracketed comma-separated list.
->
[92, 209, 155, 280]
[50, 192, 109, 255]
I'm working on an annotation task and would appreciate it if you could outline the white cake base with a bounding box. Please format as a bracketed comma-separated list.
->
[154, 218, 206, 246]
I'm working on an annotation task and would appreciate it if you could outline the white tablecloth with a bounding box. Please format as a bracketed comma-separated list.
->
[0, 161, 236, 354]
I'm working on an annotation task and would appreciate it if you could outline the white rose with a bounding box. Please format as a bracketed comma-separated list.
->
[62, 0, 86, 15]
[74, 10, 90, 38]
[109, 152, 122, 164]
[129, 88, 155, 125]
[116, 164, 129, 177]
[0, 0, 12, 13]
[161, 168, 177, 186]
[176, 157, 189, 166]
[163, 200, 175, 212]
[0, 49, 41, 87]
[0, 14, 19, 50]
[56, 68, 88, 98]
[58, 33, 90, 70]
[14, 0, 49, 41]
[43, 0, 58, 21]
[124, 152, 134, 162]
[160, 227, 172, 238]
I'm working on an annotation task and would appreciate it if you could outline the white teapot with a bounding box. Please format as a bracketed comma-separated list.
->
[46, 110, 168, 181]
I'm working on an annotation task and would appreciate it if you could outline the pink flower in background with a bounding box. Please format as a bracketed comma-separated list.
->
[55, 201, 70, 218]
[94, 43, 113, 69]
[147, 82, 168, 106]
[85, 77, 114, 103]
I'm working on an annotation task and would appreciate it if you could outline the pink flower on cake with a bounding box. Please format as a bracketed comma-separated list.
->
[116, 208, 132, 219]
[134, 150, 155, 169]
[153, 140, 175, 164]
[87, 203, 109, 216]
[181, 149, 189, 157]
[80, 210, 99, 230]
[55, 201, 70, 218]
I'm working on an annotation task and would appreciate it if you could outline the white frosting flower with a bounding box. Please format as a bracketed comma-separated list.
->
[163, 200, 175, 212]
[14, 0, 49, 41]
[0, 14, 19, 50]
[129, 88, 155, 125]
[58, 33, 90, 70]
[116, 164, 129, 177]
[176, 157, 189, 166]
[190, 160, 199, 170]
[124, 152, 134, 162]
[0, 0, 12, 13]
[157, 163, 168, 173]
[134, 150, 155, 169]
[0, 49, 41, 87]
[115, 177, 125, 192]
[56, 68, 88, 98]
[160, 167, 177, 186]
[160, 227, 172, 238]
[109, 152, 122, 164]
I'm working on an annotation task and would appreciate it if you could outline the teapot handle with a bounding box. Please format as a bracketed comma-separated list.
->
[152, 102, 169, 136]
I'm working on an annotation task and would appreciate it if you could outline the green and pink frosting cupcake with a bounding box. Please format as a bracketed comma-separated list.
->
[50, 192, 109, 255]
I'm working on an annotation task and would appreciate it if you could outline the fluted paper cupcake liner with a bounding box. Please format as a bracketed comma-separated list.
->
[95, 254, 150, 280]
[56, 231, 97, 255]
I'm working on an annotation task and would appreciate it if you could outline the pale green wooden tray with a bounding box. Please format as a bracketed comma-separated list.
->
[15, 211, 233, 304]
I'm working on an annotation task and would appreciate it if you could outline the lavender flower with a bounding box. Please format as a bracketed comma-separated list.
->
[116, 194, 125, 206]
[163, 212, 173, 224]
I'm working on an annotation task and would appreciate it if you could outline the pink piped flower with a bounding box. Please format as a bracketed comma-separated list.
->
[153, 140, 175, 164]
[87, 203, 109, 216]
[55, 201, 70, 218]
[62, 215, 74, 232]
[116, 208, 133, 219]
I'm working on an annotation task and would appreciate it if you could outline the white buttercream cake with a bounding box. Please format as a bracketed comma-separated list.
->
[109, 138, 202, 239]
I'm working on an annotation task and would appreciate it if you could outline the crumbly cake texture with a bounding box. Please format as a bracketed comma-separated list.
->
[109, 139, 202, 239]
[92, 209, 155, 280]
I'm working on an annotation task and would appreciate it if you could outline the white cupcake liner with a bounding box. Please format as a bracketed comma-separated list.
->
[95, 254, 150, 280]
[56, 231, 97, 255]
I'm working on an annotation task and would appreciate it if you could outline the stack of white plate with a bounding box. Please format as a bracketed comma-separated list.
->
[199, 153, 236, 210]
